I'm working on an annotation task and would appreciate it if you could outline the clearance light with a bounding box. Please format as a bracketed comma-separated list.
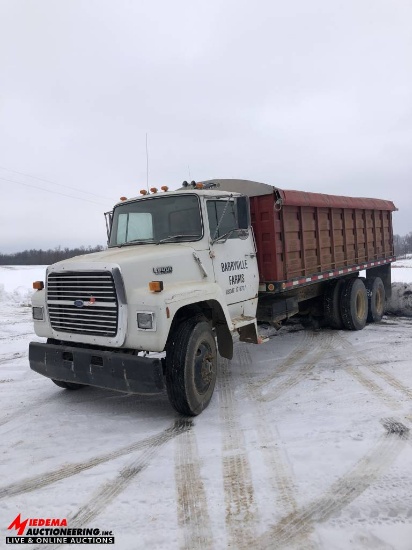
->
[120, 196, 127, 201]
[140, 189, 148, 195]
[195, 183, 204, 189]
[150, 187, 158, 193]
[161, 186, 169, 192]
[149, 281, 164, 293]
[33, 281, 44, 290]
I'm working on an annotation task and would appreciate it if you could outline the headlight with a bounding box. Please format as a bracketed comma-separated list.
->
[32, 307, 44, 321]
[137, 312, 155, 330]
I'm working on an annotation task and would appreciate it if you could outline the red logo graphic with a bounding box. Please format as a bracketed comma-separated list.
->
[8, 514, 28, 536]
[8, 514, 68, 536]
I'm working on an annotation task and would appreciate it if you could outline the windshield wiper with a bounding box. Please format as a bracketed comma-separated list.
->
[118, 239, 157, 248]
[157, 234, 200, 244]
[211, 228, 236, 244]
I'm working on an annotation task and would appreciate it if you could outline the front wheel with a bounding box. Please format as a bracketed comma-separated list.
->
[166, 318, 217, 416]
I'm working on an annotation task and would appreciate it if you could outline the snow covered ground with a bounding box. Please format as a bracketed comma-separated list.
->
[1, 263, 412, 549]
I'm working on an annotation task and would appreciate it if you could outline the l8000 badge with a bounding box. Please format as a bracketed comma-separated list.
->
[153, 266, 173, 274]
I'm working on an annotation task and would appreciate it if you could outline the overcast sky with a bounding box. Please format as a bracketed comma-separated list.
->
[0, 0, 411, 253]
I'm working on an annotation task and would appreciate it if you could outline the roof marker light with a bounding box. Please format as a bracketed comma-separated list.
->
[150, 187, 158, 193]
[120, 196, 127, 201]
[140, 190, 148, 195]
[161, 186, 169, 192]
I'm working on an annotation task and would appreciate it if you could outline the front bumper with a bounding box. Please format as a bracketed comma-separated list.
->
[29, 342, 164, 394]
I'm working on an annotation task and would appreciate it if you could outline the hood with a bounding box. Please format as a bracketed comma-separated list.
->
[49, 243, 209, 291]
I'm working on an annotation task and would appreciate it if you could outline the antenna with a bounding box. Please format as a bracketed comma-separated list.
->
[188, 164, 191, 180]
[146, 133, 149, 192]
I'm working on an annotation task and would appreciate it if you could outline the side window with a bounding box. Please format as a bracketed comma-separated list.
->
[117, 212, 153, 244]
[207, 200, 238, 239]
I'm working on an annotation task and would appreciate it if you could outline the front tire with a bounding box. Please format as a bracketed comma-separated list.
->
[166, 317, 217, 416]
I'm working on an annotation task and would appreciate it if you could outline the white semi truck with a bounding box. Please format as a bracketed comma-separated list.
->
[30, 179, 396, 415]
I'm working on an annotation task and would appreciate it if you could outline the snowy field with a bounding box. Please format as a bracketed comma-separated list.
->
[1, 262, 412, 550]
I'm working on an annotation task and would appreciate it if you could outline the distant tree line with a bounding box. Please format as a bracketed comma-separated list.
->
[0, 245, 105, 265]
[394, 233, 412, 257]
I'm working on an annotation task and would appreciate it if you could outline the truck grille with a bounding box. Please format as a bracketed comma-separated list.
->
[47, 271, 118, 337]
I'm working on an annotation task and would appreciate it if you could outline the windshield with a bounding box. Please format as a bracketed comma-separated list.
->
[109, 194, 203, 247]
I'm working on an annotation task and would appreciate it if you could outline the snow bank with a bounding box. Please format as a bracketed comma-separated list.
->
[386, 258, 412, 315]
[386, 282, 412, 317]
[0, 266, 47, 307]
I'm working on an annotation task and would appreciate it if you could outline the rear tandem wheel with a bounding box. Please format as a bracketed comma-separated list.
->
[340, 278, 368, 331]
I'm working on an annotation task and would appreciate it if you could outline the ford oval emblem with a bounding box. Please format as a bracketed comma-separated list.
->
[74, 300, 84, 308]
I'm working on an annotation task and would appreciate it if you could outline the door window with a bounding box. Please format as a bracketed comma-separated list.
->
[207, 200, 239, 239]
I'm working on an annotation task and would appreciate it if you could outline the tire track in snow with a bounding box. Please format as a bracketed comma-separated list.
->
[257, 331, 336, 403]
[234, 343, 317, 550]
[255, 419, 409, 549]
[336, 332, 412, 401]
[0, 331, 33, 340]
[174, 428, 213, 549]
[33, 419, 192, 550]
[0, 422, 184, 500]
[246, 330, 317, 395]
[0, 352, 26, 364]
[218, 357, 258, 549]
[234, 343, 298, 515]
[0, 389, 119, 429]
[344, 365, 399, 410]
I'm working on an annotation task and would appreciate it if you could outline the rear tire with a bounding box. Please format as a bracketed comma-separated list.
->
[324, 280, 345, 329]
[340, 278, 368, 331]
[166, 317, 217, 416]
[365, 277, 385, 323]
[52, 379, 85, 390]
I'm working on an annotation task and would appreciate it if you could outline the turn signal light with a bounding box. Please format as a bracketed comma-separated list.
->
[33, 281, 44, 290]
[161, 186, 169, 192]
[149, 281, 164, 293]
[140, 189, 148, 195]
[120, 196, 127, 201]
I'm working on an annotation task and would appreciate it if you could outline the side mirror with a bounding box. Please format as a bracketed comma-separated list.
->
[104, 211, 113, 243]
[236, 196, 250, 230]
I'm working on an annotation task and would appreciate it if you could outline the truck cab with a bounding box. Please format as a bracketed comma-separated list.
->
[30, 182, 260, 416]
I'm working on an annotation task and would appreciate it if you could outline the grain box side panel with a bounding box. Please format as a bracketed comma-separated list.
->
[251, 192, 395, 284]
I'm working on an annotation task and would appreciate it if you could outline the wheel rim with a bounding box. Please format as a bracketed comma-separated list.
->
[375, 287, 384, 314]
[194, 342, 215, 395]
[356, 290, 367, 320]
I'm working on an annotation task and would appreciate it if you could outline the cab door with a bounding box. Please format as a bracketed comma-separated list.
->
[206, 198, 259, 318]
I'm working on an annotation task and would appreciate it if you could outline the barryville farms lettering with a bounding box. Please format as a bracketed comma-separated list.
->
[229, 274, 245, 285]
[221, 259, 248, 272]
